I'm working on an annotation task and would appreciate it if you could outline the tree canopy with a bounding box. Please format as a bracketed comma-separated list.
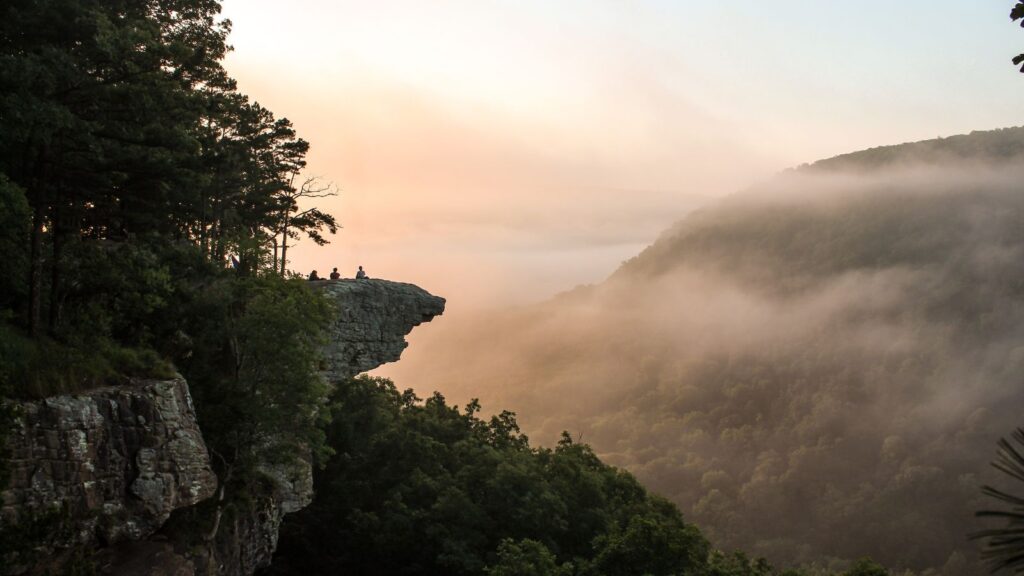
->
[266, 376, 898, 576]
[0, 0, 337, 343]
[1013, 3, 1024, 71]
[0, 0, 337, 567]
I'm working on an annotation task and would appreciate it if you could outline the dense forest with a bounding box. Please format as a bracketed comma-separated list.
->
[266, 376, 892, 576]
[0, 0, 335, 569]
[385, 128, 1024, 575]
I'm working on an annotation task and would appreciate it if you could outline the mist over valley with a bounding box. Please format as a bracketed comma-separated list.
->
[383, 127, 1024, 574]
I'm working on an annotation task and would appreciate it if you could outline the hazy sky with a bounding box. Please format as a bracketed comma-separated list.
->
[220, 0, 1024, 309]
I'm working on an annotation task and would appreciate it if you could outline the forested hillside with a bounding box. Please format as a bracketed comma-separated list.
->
[386, 127, 1024, 575]
[0, 0, 337, 569]
[267, 376, 890, 576]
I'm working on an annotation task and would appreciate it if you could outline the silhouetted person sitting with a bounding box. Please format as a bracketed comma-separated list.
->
[329, 267, 341, 280]
[355, 265, 369, 280]
[308, 270, 321, 281]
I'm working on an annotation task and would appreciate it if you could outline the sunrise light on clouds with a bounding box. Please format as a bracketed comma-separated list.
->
[220, 1, 1021, 309]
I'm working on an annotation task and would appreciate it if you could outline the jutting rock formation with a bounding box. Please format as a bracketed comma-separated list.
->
[316, 279, 447, 382]
[206, 279, 445, 576]
[0, 279, 445, 576]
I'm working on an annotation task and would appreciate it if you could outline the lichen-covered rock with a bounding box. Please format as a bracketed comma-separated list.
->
[314, 279, 446, 382]
[1, 378, 216, 574]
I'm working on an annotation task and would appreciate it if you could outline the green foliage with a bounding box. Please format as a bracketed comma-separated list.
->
[0, 0, 337, 338]
[589, 497, 709, 576]
[56, 242, 174, 345]
[708, 552, 774, 576]
[266, 376, 904, 576]
[159, 274, 333, 561]
[179, 275, 333, 474]
[0, 320, 175, 399]
[485, 539, 573, 576]
[844, 559, 890, 576]
[269, 376, 723, 575]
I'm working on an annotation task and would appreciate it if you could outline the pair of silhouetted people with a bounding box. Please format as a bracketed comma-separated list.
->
[308, 266, 369, 281]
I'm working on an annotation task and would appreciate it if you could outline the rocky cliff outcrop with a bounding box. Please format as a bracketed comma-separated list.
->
[208, 279, 445, 575]
[0, 377, 216, 574]
[1, 279, 444, 576]
[316, 279, 447, 382]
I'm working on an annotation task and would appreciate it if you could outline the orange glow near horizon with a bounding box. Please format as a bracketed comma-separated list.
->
[220, 0, 1024, 309]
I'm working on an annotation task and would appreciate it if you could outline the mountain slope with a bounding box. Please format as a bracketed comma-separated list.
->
[387, 127, 1024, 574]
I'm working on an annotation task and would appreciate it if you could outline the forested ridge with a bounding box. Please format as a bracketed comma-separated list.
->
[386, 128, 1024, 576]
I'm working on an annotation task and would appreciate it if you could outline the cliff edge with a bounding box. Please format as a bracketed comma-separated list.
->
[205, 279, 445, 575]
[1, 278, 445, 576]
[315, 279, 446, 382]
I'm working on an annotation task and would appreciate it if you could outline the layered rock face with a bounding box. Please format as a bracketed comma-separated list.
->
[0, 378, 216, 574]
[315, 279, 447, 381]
[211, 279, 445, 574]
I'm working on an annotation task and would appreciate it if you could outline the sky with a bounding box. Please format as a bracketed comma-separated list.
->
[219, 0, 1024, 310]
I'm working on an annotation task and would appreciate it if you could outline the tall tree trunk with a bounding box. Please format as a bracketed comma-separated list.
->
[280, 214, 290, 276]
[48, 199, 62, 332]
[200, 203, 208, 258]
[271, 236, 278, 273]
[212, 218, 221, 263]
[28, 204, 45, 338]
[204, 449, 236, 544]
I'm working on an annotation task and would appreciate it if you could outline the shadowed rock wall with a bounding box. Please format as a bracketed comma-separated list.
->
[1, 378, 216, 574]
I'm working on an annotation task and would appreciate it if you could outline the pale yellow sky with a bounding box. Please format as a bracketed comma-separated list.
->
[220, 0, 1024, 309]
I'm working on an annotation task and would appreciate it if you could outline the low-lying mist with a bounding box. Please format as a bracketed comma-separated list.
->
[380, 129, 1024, 574]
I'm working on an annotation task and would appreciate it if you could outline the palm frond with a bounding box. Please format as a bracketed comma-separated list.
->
[975, 428, 1024, 574]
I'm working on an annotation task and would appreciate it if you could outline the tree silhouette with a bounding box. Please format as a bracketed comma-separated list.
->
[974, 428, 1024, 573]
[1012, 3, 1024, 71]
